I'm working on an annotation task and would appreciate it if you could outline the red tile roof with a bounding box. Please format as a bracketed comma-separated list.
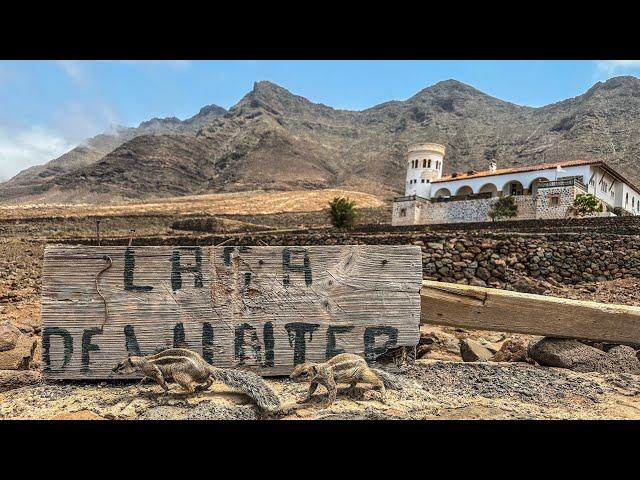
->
[432, 159, 599, 183]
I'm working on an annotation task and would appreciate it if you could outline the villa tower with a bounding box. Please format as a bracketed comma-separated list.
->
[404, 143, 446, 198]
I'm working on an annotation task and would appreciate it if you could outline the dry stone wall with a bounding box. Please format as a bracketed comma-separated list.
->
[68, 224, 640, 290]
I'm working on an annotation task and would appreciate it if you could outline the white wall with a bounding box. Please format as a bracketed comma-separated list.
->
[428, 165, 591, 198]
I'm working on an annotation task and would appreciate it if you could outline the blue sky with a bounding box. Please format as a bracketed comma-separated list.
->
[1, 60, 639, 180]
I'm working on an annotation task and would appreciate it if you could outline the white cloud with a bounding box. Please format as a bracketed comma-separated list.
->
[57, 60, 90, 87]
[595, 60, 640, 80]
[49, 100, 122, 142]
[0, 125, 75, 180]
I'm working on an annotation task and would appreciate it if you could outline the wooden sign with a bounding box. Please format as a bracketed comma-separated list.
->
[41, 245, 422, 378]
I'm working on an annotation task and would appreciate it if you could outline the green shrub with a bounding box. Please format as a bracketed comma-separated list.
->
[488, 196, 518, 221]
[572, 193, 602, 216]
[329, 197, 358, 228]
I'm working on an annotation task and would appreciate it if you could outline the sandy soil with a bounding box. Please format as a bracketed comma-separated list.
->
[1, 361, 639, 420]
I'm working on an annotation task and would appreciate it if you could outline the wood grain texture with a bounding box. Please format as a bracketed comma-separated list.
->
[421, 280, 640, 345]
[41, 245, 422, 379]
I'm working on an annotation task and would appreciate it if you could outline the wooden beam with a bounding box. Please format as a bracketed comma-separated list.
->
[421, 280, 640, 345]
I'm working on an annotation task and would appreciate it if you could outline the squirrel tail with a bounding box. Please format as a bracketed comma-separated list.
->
[207, 366, 281, 411]
[370, 367, 403, 390]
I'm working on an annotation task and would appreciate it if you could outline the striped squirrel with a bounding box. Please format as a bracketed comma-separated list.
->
[289, 353, 402, 406]
[113, 348, 281, 411]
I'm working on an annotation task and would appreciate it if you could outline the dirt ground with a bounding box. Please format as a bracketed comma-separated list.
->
[1, 189, 640, 420]
[1, 360, 639, 420]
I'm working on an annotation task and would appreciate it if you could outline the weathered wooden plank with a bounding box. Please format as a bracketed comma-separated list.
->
[421, 280, 640, 345]
[41, 245, 422, 379]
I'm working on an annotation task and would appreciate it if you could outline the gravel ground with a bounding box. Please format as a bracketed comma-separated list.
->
[1, 361, 638, 420]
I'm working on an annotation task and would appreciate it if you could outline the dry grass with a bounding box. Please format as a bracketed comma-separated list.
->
[0, 189, 386, 220]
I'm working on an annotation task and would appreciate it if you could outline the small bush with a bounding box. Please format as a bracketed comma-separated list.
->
[329, 197, 358, 228]
[572, 193, 602, 217]
[488, 196, 518, 221]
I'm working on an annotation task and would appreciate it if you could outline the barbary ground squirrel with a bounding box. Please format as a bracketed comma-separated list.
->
[289, 353, 402, 406]
[113, 348, 281, 411]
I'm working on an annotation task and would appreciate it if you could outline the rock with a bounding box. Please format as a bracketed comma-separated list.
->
[490, 339, 534, 363]
[476, 267, 491, 281]
[478, 338, 503, 354]
[0, 369, 41, 392]
[528, 338, 604, 371]
[528, 337, 640, 374]
[469, 277, 487, 287]
[460, 339, 494, 362]
[419, 325, 460, 356]
[598, 345, 640, 374]
[0, 335, 37, 370]
[0, 321, 21, 352]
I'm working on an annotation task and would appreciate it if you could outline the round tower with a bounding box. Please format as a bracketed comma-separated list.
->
[404, 143, 446, 197]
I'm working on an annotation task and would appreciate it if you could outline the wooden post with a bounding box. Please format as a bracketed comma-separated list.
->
[421, 280, 640, 346]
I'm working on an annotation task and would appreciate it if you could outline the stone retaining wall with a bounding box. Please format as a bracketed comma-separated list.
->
[65, 227, 640, 289]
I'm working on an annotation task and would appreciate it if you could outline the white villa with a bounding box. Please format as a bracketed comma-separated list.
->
[392, 143, 640, 226]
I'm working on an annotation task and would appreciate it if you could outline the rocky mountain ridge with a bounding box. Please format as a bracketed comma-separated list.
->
[3, 76, 640, 203]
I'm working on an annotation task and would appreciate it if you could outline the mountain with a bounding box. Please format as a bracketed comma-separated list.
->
[1, 104, 226, 199]
[3, 76, 640, 203]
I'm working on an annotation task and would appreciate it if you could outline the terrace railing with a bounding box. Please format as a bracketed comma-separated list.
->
[538, 177, 587, 191]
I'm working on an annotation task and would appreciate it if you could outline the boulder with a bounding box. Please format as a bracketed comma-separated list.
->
[528, 337, 640, 374]
[598, 345, 640, 374]
[0, 334, 37, 370]
[460, 339, 494, 362]
[0, 321, 21, 352]
[419, 325, 460, 356]
[528, 337, 604, 371]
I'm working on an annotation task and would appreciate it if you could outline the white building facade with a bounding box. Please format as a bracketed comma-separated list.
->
[392, 143, 640, 226]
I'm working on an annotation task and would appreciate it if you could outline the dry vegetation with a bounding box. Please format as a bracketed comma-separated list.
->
[0, 189, 385, 220]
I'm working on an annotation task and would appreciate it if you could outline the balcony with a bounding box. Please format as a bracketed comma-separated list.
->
[538, 177, 587, 192]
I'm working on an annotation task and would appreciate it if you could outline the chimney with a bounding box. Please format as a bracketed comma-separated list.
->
[489, 160, 497, 173]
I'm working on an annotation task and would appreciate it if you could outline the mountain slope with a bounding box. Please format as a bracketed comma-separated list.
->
[3, 77, 640, 204]
[1, 104, 226, 198]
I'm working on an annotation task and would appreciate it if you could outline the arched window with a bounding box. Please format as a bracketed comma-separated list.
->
[428, 159, 431, 168]
[626, 193, 629, 205]
[423, 159, 427, 168]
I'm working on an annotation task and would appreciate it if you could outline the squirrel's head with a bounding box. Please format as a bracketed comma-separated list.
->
[112, 354, 141, 375]
[289, 362, 317, 382]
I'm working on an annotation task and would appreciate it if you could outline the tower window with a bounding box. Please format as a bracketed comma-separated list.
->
[423, 159, 427, 168]
[421, 179, 425, 183]
[428, 159, 431, 168]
